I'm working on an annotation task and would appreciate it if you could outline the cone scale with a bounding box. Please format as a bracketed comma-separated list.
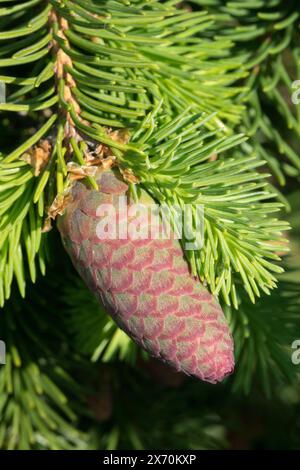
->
[58, 170, 234, 383]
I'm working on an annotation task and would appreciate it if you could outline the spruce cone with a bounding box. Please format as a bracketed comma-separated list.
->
[58, 169, 234, 383]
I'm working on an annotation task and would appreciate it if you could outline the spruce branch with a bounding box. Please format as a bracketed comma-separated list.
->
[0, 0, 290, 305]
[121, 108, 290, 305]
[226, 276, 300, 396]
[0, 279, 88, 450]
[194, 0, 300, 185]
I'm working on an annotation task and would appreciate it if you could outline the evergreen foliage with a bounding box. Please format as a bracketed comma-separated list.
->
[0, 0, 300, 450]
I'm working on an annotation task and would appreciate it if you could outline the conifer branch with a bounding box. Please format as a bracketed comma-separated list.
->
[0, 0, 291, 305]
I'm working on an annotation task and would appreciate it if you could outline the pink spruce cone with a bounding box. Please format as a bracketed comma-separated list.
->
[58, 169, 234, 383]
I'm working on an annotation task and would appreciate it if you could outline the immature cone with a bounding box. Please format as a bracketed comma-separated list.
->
[58, 169, 234, 383]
